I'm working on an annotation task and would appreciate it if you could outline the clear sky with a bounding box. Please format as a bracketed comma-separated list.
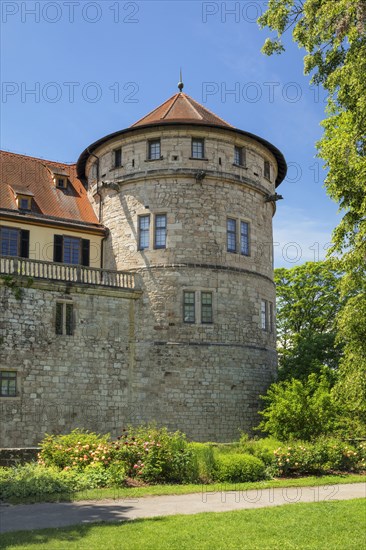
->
[1, 0, 339, 267]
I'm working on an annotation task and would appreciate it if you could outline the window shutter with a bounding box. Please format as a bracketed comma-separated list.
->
[20, 230, 30, 258]
[54, 235, 63, 262]
[81, 239, 90, 266]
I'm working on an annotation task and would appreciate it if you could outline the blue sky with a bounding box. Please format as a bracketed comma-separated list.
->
[1, 0, 339, 267]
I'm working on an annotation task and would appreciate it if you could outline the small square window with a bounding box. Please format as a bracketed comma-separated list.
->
[183, 291, 195, 323]
[148, 140, 161, 160]
[0, 371, 17, 397]
[56, 302, 74, 336]
[191, 138, 204, 159]
[138, 215, 150, 250]
[114, 148, 122, 168]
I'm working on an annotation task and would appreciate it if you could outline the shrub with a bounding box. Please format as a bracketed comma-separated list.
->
[0, 463, 74, 500]
[273, 438, 363, 476]
[258, 373, 339, 441]
[113, 425, 194, 483]
[38, 429, 112, 470]
[239, 435, 282, 467]
[214, 454, 266, 482]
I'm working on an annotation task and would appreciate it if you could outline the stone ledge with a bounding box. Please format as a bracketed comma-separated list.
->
[0, 448, 40, 467]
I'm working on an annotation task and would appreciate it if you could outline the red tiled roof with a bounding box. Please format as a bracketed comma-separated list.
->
[131, 93, 234, 128]
[0, 151, 100, 226]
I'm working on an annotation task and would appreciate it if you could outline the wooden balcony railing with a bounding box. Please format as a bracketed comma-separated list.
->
[0, 256, 137, 290]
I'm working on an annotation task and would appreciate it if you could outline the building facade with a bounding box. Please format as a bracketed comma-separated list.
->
[0, 90, 286, 446]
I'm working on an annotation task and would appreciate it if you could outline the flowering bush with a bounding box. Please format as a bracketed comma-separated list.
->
[38, 429, 113, 470]
[113, 425, 195, 483]
[273, 438, 364, 476]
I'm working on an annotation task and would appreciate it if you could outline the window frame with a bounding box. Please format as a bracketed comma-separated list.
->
[138, 214, 151, 250]
[55, 301, 74, 336]
[147, 139, 161, 161]
[201, 291, 213, 324]
[183, 291, 196, 324]
[0, 370, 17, 398]
[261, 299, 274, 332]
[53, 235, 90, 266]
[56, 176, 67, 189]
[114, 148, 122, 168]
[154, 213, 167, 249]
[227, 218, 237, 253]
[234, 146, 246, 167]
[264, 160, 271, 181]
[191, 138, 205, 159]
[240, 221, 250, 256]
[0, 226, 29, 258]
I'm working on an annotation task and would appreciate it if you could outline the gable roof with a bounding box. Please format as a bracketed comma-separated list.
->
[0, 151, 102, 229]
[131, 93, 234, 128]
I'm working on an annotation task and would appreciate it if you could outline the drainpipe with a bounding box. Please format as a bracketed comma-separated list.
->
[87, 148, 106, 269]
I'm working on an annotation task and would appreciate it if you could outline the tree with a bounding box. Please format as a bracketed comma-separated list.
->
[259, 0, 366, 426]
[275, 260, 343, 381]
[258, 372, 339, 440]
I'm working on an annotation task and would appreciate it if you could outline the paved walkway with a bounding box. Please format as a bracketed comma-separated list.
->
[1, 483, 365, 533]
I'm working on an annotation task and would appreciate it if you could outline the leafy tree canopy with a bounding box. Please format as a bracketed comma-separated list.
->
[275, 260, 344, 380]
[259, 0, 366, 292]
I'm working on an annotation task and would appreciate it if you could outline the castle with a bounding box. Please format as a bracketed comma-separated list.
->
[0, 86, 286, 446]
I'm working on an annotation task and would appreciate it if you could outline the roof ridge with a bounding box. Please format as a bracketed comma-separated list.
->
[181, 94, 203, 120]
[130, 93, 178, 127]
[160, 93, 181, 119]
[0, 149, 76, 166]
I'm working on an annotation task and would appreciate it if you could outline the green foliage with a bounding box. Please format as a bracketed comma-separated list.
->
[213, 454, 266, 482]
[258, 373, 340, 440]
[113, 425, 194, 483]
[275, 261, 344, 381]
[239, 435, 283, 466]
[272, 438, 365, 476]
[258, 0, 366, 407]
[187, 442, 216, 483]
[0, 463, 74, 500]
[38, 429, 112, 470]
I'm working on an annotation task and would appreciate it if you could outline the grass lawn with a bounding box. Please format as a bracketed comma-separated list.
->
[6, 473, 365, 504]
[1, 499, 365, 549]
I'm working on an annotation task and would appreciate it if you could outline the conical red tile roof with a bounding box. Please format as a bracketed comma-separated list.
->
[131, 92, 234, 128]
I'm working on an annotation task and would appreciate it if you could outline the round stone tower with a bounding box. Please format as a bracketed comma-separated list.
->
[77, 89, 287, 442]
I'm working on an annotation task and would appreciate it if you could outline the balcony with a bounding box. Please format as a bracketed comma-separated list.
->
[0, 256, 137, 290]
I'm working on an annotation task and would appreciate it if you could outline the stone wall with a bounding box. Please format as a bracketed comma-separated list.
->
[0, 447, 39, 467]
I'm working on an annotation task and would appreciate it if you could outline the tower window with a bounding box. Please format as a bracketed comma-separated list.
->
[201, 292, 213, 324]
[227, 218, 237, 253]
[148, 139, 161, 160]
[183, 291, 195, 323]
[264, 160, 271, 180]
[56, 302, 74, 336]
[138, 215, 150, 250]
[191, 138, 204, 159]
[114, 148, 122, 168]
[234, 146, 245, 166]
[240, 221, 250, 256]
[261, 300, 274, 332]
[154, 214, 167, 249]
[0, 371, 17, 397]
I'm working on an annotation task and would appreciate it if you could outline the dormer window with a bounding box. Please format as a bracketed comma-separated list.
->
[19, 196, 31, 210]
[56, 176, 67, 189]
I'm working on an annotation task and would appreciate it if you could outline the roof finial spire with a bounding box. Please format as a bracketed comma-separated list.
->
[178, 68, 184, 92]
